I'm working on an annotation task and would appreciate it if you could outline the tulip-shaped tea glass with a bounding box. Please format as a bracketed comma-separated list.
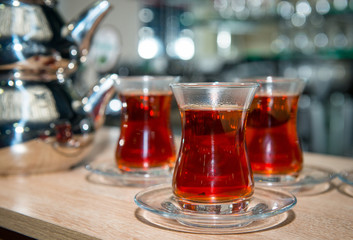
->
[241, 77, 305, 182]
[114, 76, 178, 176]
[134, 82, 297, 230]
[170, 82, 258, 213]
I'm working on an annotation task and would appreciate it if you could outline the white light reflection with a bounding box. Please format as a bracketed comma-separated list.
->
[82, 97, 88, 105]
[209, 86, 221, 109]
[138, 37, 161, 59]
[109, 99, 122, 112]
[217, 31, 232, 49]
[12, 0, 20, 7]
[291, 13, 306, 27]
[174, 37, 195, 60]
[12, 37, 25, 61]
[15, 80, 23, 87]
[265, 76, 274, 95]
[15, 126, 24, 134]
[296, 0, 312, 16]
[70, 49, 78, 56]
[14, 72, 21, 78]
[277, 1, 294, 19]
[82, 123, 89, 131]
[57, 73, 65, 83]
[316, 0, 330, 14]
[314, 33, 328, 48]
[142, 130, 149, 161]
[139, 8, 154, 23]
[67, 24, 74, 31]
[334, 0, 348, 10]
[13, 43, 23, 51]
[11, 144, 27, 155]
[249, 0, 263, 8]
[266, 76, 274, 82]
[231, 0, 246, 12]
[12, 82, 30, 145]
[214, 0, 228, 11]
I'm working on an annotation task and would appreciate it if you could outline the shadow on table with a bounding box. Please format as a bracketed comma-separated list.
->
[84, 169, 171, 188]
[336, 183, 353, 198]
[85, 172, 130, 187]
[289, 182, 335, 197]
[134, 208, 296, 235]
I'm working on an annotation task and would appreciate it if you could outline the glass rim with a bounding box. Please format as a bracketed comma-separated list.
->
[170, 82, 259, 89]
[116, 75, 179, 82]
[234, 76, 305, 84]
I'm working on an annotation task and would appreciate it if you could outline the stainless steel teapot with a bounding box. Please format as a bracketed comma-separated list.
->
[0, 0, 117, 174]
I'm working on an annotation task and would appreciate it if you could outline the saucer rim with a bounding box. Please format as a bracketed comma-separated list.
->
[338, 170, 353, 186]
[254, 165, 337, 187]
[134, 183, 297, 222]
[85, 161, 172, 182]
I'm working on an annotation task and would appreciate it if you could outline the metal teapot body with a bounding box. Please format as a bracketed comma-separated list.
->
[0, 0, 115, 174]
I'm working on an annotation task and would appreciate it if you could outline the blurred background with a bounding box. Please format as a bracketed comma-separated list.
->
[58, 0, 353, 157]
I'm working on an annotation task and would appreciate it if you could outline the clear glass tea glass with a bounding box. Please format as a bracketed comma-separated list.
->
[114, 76, 178, 175]
[238, 77, 306, 181]
[170, 82, 258, 213]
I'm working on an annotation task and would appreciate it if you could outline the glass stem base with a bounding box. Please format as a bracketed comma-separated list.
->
[254, 173, 300, 183]
[174, 196, 251, 214]
[118, 165, 171, 176]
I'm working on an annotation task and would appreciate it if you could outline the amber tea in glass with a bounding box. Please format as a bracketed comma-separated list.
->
[115, 76, 178, 174]
[242, 77, 305, 178]
[170, 82, 258, 212]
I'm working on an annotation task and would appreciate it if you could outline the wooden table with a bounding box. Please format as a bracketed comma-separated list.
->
[0, 127, 352, 240]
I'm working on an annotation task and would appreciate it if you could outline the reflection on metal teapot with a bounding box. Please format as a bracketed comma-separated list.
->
[0, 0, 116, 174]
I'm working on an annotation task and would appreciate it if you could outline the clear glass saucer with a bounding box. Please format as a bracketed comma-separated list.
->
[338, 170, 353, 186]
[85, 161, 172, 187]
[134, 184, 296, 232]
[135, 208, 293, 234]
[254, 165, 337, 189]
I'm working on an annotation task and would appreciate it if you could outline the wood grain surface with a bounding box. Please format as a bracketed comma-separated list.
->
[0, 127, 352, 240]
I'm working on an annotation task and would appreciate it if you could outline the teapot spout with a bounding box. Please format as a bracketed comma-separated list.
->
[83, 74, 117, 129]
[62, 0, 112, 55]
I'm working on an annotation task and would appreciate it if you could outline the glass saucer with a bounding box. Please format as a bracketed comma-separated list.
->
[134, 184, 296, 232]
[85, 161, 172, 187]
[135, 208, 293, 234]
[254, 165, 337, 192]
[338, 170, 353, 186]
